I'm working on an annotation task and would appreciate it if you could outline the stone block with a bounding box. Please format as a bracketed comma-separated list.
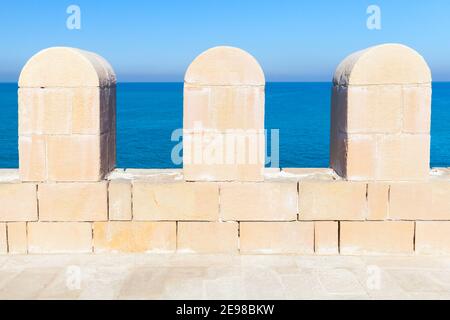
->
[220, 182, 297, 221]
[38, 182, 108, 221]
[93, 221, 176, 253]
[109, 180, 132, 221]
[299, 181, 367, 220]
[240, 222, 314, 254]
[133, 182, 219, 221]
[340, 221, 414, 255]
[0, 183, 37, 222]
[177, 222, 238, 253]
[7, 222, 27, 254]
[28, 222, 92, 253]
[314, 221, 339, 255]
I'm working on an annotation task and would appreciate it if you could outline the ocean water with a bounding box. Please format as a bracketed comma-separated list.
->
[1, 82, 449, 169]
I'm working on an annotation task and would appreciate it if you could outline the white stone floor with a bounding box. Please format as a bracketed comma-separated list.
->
[1, 254, 450, 299]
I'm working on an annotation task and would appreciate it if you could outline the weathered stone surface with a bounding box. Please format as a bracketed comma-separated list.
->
[340, 221, 414, 255]
[299, 181, 366, 220]
[376, 134, 430, 181]
[0, 183, 37, 222]
[28, 222, 92, 253]
[314, 221, 339, 255]
[389, 181, 450, 220]
[344, 134, 377, 180]
[333, 44, 431, 86]
[7, 222, 27, 254]
[367, 183, 389, 220]
[220, 182, 297, 221]
[18, 135, 46, 181]
[415, 221, 450, 255]
[346, 85, 403, 133]
[184, 86, 264, 130]
[133, 182, 219, 221]
[19, 47, 116, 88]
[402, 85, 432, 133]
[240, 222, 314, 254]
[38, 182, 108, 221]
[279, 168, 338, 181]
[184, 46, 264, 86]
[109, 180, 132, 221]
[93, 222, 176, 253]
[177, 222, 238, 254]
[47, 133, 114, 182]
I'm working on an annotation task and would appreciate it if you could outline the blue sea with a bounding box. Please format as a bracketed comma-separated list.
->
[1, 82, 449, 168]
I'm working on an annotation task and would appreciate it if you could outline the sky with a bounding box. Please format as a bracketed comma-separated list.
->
[0, 0, 449, 82]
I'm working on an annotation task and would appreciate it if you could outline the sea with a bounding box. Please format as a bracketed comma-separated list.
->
[1, 82, 449, 169]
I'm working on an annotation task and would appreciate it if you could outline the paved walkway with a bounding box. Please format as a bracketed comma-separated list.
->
[1, 254, 450, 299]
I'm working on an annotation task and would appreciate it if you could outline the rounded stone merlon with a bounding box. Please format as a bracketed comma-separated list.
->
[184, 46, 265, 86]
[333, 44, 431, 86]
[19, 47, 116, 88]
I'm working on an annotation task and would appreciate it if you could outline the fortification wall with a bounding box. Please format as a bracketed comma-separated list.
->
[1, 44, 449, 256]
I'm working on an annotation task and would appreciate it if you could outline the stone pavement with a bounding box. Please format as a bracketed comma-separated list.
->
[1, 254, 450, 299]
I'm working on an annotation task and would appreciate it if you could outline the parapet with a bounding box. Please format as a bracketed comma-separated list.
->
[1, 44, 449, 256]
[330, 44, 432, 181]
[183, 46, 266, 181]
[18, 47, 116, 182]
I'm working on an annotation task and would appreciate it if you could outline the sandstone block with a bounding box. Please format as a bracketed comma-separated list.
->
[402, 85, 431, 133]
[240, 222, 314, 254]
[133, 182, 219, 221]
[415, 221, 450, 255]
[38, 182, 108, 221]
[109, 180, 132, 221]
[389, 182, 450, 220]
[184, 46, 265, 86]
[367, 183, 389, 220]
[340, 221, 414, 255]
[19, 47, 116, 88]
[19, 88, 72, 135]
[345, 134, 376, 180]
[93, 221, 176, 253]
[184, 86, 264, 130]
[346, 85, 402, 133]
[177, 222, 238, 254]
[220, 182, 297, 221]
[333, 44, 431, 86]
[7, 222, 27, 254]
[28, 222, 92, 254]
[0, 183, 37, 222]
[19, 135, 46, 181]
[314, 221, 339, 255]
[299, 181, 367, 221]
[46, 134, 109, 182]
[376, 134, 430, 181]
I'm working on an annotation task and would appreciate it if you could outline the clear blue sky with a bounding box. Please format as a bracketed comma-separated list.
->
[0, 0, 449, 82]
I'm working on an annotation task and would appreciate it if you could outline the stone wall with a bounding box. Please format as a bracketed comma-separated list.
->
[1, 44, 449, 256]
